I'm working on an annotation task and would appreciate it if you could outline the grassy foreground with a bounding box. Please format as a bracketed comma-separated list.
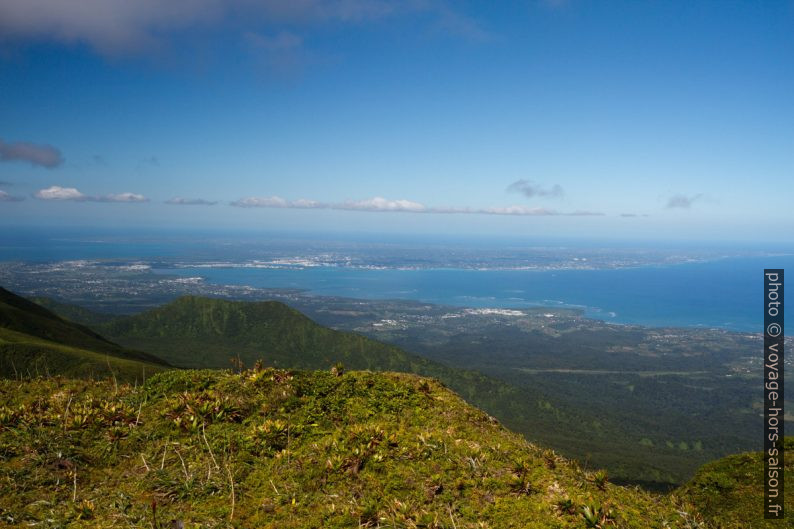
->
[678, 436, 793, 529]
[0, 368, 705, 528]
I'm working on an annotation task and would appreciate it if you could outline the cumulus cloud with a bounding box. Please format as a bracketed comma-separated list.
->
[34, 186, 148, 202]
[230, 195, 602, 216]
[506, 179, 563, 198]
[34, 186, 85, 200]
[666, 193, 702, 209]
[231, 195, 427, 212]
[0, 190, 24, 202]
[166, 197, 218, 206]
[338, 197, 426, 212]
[231, 196, 290, 208]
[290, 198, 325, 208]
[0, 139, 63, 168]
[0, 0, 486, 57]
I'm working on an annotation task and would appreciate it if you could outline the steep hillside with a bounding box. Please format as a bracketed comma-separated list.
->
[677, 437, 794, 528]
[0, 327, 169, 383]
[89, 295, 705, 487]
[0, 287, 166, 366]
[94, 296, 569, 439]
[0, 287, 170, 382]
[99, 296, 449, 372]
[0, 369, 703, 528]
[31, 296, 118, 326]
[8, 294, 620, 472]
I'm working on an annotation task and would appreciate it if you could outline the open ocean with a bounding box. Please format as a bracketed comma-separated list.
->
[158, 255, 793, 333]
[1, 230, 790, 333]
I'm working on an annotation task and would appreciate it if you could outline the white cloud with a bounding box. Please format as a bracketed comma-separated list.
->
[231, 195, 290, 208]
[230, 194, 603, 216]
[290, 198, 325, 208]
[339, 196, 427, 212]
[34, 186, 148, 202]
[34, 186, 85, 200]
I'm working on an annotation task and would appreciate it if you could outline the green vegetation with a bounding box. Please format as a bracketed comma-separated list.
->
[384, 320, 781, 489]
[0, 287, 159, 361]
[97, 296, 454, 372]
[32, 296, 118, 327]
[678, 437, 794, 528]
[11, 291, 788, 495]
[4, 291, 642, 488]
[0, 368, 705, 528]
[1, 290, 787, 527]
[0, 287, 169, 383]
[97, 296, 689, 487]
[0, 326, 168, 383]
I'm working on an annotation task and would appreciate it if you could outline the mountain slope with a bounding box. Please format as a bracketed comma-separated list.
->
[97, 296, 553, 420]
[93, 295, 703, 488]
[31, 296, 117, 327]
[0, 287, 170, 382]
[99, 295, 451, 372]
[0, 368, 702, 528]
[0, 287, 166, 366]
[12, 294, 612, 459]
[677, 436, 793, 528]
[95, 296, 615, 453]
[0, 327, 168, 382]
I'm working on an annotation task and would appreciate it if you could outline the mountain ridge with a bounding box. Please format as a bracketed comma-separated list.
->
[0, 368, 707, 528]
[41, 293, 718, 487]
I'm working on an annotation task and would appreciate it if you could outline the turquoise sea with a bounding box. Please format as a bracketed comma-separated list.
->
[159, 255, 793, 333]
[1, 229, 790, 332]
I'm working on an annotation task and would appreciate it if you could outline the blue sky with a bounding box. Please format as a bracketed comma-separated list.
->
[0, 0, 792, 241]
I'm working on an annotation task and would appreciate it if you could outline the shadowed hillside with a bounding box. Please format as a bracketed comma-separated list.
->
[99, 295, 455, 372]
[0, 287, 169, 382]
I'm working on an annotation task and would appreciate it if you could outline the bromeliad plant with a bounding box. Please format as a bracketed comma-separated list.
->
[581, 501, 616, 528]
[250, 418, 290, 455]
[590, 469, 609, 490]
[165, 390, 243, 432]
